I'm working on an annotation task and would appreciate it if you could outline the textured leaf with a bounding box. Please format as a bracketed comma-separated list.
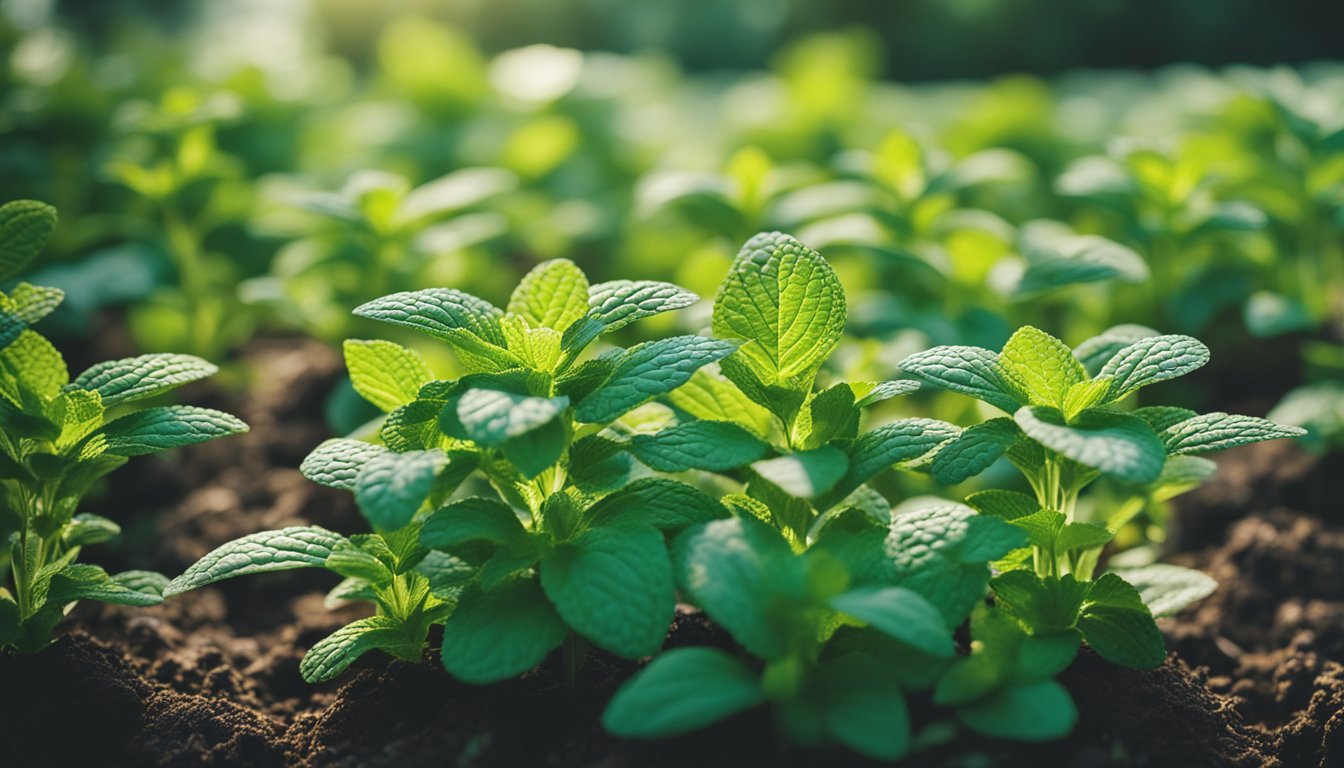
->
[991, 571, 1087, 633]
[828, 418, 961, 503]
[353, 289, 521, 371]
[666, 369, 774, 438]
[930, 418, 1020, 485]
[898, 346, 1023, 413]
[448, 388, 568, 446]
[1073, 324, 1158, 375]
[343, 339, 433, 412]
[1160, 412, 1306, 455]
[958, 681, 1077, 741]
[164, 526, 346, 596]
[100, 406, 247, 456]
[853, 379, 921, 408]
[751, 446, 848, 499]
[1110, 564, 1216, 618]
[0, 329, 68, 404]
[584, 280, 699, 335]
[8, 283, 64, 324]
[998, 326, 1087, 408]
[440, 579, 568, 684]
[1100, 335, 1210, 400]
[801, 384, 860, 446]
[421, 497, 528, 550]
[71, 354, 218, 407]
[585, 478, 727, 531]
[508, 259, 590, 331]
[629, 420, 769, 472]
[574, 336, 736, 424]
[830, 586, 955, 657]
[48, 565, 167, 607]
[964, 490, 1039, 521]
[299, 616, 418, 683]
[541, 525, 675, 657]
[0, 200, 57, 282]
[603, 647, 763, 738]
[1077, 573, 1165, 669]
[1014, 407, 1166, 485]
[54, 388, 104, 449]
[354, 450, 447, 531]
[300, 439, 390, 491]
[62, 513, 121, 547]
[712, 231, 845, 386]
[0, 310, 22, 351]
[1013, 232, 1147, 296]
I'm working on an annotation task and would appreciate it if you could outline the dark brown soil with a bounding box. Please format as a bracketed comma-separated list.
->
[2, 340, 1341, 767]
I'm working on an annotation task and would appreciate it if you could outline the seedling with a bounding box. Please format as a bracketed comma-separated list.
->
[0, 200, 247, 652]
[900, 323, 1305, 668]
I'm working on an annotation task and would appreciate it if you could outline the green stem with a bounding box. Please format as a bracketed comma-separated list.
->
[562, 631, 586, 685]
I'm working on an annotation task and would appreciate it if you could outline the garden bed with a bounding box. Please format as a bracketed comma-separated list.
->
[1, 340, 1338, 768]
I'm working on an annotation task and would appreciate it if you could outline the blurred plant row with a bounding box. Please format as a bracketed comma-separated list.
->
[2, 12, 1342, 451]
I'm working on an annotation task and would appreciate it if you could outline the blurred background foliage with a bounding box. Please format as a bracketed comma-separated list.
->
[1, 0, 1342, 460]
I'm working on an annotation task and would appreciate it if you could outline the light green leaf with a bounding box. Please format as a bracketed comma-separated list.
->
[300, 439, 390, 491]
[751, 446, 848, 499]
[70, 353, 218, 407]
[353, 289, 522, 372]
[1062, 378, 1113, 420]
[1100, 334, 1210, 401]
[1111, 564, 1216, 617]
[998, 326, 1087, 408]
[574, 336, 736, 424]
[541, 525, 675, 657]
[584, 280, 699, 335]
[958, 680, 1077, 741]
[1073, 324, 1158, 375]
[48, 565, 167, 606]
[1160, 412, 1306, 455]
[666, 369, 774, 439]
[852, 380, 921, 408]
[100, 406, 248, 456]
[800, 384, 860, 446]
[0, 200, 57, 282]
[1014, 407, 1166, 485]
[164, 526, 347, 596]
[9, 283, 64, 324]
[54, 388, 104, 450]
[343, 339, 433, 412]
[300, 616, 421, 683]
[1077, 573, 1165, 670]
[354, 450, 447, 531]
[897, 346, 1023, 413]
[830, 586, 955, 657]
[712, 231, 845, 387]
[930, 418, 1019, 485]
[508, 259, 590, 331]
[603, 647, 763, 738]
[964, 490, 1039, 521]
[440, 579, 568, 684]
[629, 421, 770, 472]
[0, 329, 68, 404]
[585, 478, 727, 531]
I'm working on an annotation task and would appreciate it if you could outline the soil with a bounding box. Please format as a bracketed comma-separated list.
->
[2, 339, 1341, 767]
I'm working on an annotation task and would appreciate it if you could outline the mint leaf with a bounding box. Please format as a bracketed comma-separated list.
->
[713, 231, 845, 388]
[70, 353, 218, 407]
[1077, 573, 1165, 670]
[964, 490, 1039, 520]
[1160, 412, 1306, 455]
[958, 680, 1077, 741]
[930, 418, 1020, 485]
[751, 446, 848, 499]
[1073, 324, 1158, 374]
[300, 439, 390, 491]
[666, 369, 775, 438]
[440, 580, 568, 684]
[508, 259, 590, 331]
[828, 418, 960, 503]
[343, 339, 433, 412]
[585, 280, 699, 335]
[998, 326, 1087, 408]
[8, 283, 64, 325]
[48, 564, 167, 606]
[898, 346, 1023, 413]
[585, 478, 727, 531]
[354, 289, 522, 371]
[1099, 334, 1210, 401]
[629, 421, 770, 472]
[164, 526, 346, 596]
[100, 406, 248, 456]
[853, 380, 921, 408]
[573, 335, 736, 424]
[541, 525, 675, 657]
[603, 647, 763, 738]
[421, 497, 528, 551]
[1110, 564, 1216, 618]
[354, 450, 447, 531]
[446, 388, 569, 445]
[830, 586, 955, 657]
[1014, 407, 1166, 485]
[300, 616, 419, 683]
[0, 200, 57, 282]
[820, 653, 911, 760]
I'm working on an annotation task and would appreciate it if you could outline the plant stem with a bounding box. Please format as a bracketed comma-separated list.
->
[562, 631, 586, 685]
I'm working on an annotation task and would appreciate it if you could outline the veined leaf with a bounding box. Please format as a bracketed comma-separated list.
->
[301, 439, 390, 491]
[70, 353, 218, 407]
[852, 380, 921, 408]
[828, 418, 961, 503]
[930, 418, 1020, 485]
[164, 526, 346, 596]
[1160, 412, 1306, 455]
[8, 283, 64, 325]
[998, 326, 1086, 408]
[630, 421, 770, 473]
[508, 259, 590, 331]
[830, 586, 955, 657]
[1073, 324, 1158, 375]
[666, 368, 774, 439]
[0, 200, 57, 282]
[354, 289, 522, 372]
[751, 446, 848, 499]
[585, 280, 699, 335]
[421, 497, 528, 551]
[574, 336, 736, 424]
[300, 616, 419, 683]
[1109, 564, 1216, 617]
[1077, 573, 1165, 670]
[343, 339, 433, 412]
[1100, 335, 1210, 401]
[354, 450, 447, 531]
[100, 406, 248, 456]
[898, 346, 1023, 413]
[585, 478, 728, 531]
[1014, 407, 1165, 485]
[447, 388, 569, 446]
[439, 579, 568, 684]
[603, 647, 763, 738]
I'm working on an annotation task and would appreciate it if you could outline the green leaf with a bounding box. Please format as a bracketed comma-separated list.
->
[100, 406, 248, 456]
[1072, 324, 1158, 375]
[0, 329, 68, 405]
[957, 680, 1077, 741]
[666, 369, 774, 439]
[440, 579, 568, 684]
[421, 497, 528, 550]
[574, 336, 736, 424]
[998, 326, 1087, 408]
[70, 353, 218, 407]
[1012, 233, 1147, 296]
[8, 283, 64, 325]
[603, 647, 763, 738]
[1100, 335, 1210, 401]
[898, 346, 1023, 413]
[1062, 378, 1113, 420]
[501, 417, 567, 479]
[1133, 406, 1199, 434]
[852, 380, 921, 408]
[1014, 407, 1166, 485]
[629, 420, 770, 473]
[324, 541, 394, 584]
[48, 565, 167, 607]
[300, 616, 421, 683]
[54, 388, 104, 450]
[673, 516, 803, 659]
[62, 513, 121, 547]
[163, 526, 347, 596]
[354, 289, 522, 372]
[541, 525, 674, 657]
[300, 439, 390, 491]
[1109, 564, 1216, 618]
[0, 200, 57, 282]
[930, 418, 1019, 485]
[1160, 412, 1306, 455]
[830, 586, 955, 657]
[827, 418, 961, 503]
[354, 450, 447, 531]
[820, 653, 911, 759]
[343, 339, 433, 412]
[712, 231, 845, 387]
[964, 490, 1040, 521]
[1077, 573, 1166, 669]
[991, 571, 1087, 633]
[0, 310, 22, 351]
[508, 259, 590, 331]
[800, 384, 860, 446]
[585, 478, 727, 531]
[446, 388, 569, 445]
[584, 279, 699, 335]
[751, 446, 848, 499]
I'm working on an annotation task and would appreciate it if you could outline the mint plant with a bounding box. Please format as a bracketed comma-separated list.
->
[899, 323, 1305, 668]
[168, 258, 733, 683]
[0, 199, 248, 652]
